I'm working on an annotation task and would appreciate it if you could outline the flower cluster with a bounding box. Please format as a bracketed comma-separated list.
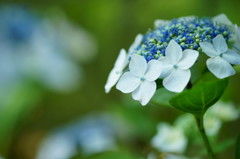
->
[105, 14, 240, 105]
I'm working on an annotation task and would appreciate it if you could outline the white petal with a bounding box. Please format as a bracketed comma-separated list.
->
[104, 68, 122, 93]
[144, 60, 162, 81]
[178, 15, 196, 22]
[158, 57, 174, 78]
[233, 25, 240, 52]
[114, 49, 128, 69]
[165, 40, 183, 64]
[128, 34, 143, 53]
[178, 49, 199, 69]
[213, 14, 233, 26]
[222, 49, 240, 65]
[163, 69, 190, 93]
[213, 34, 228, 54]
[116, 72, 140, 93]
[207, 56, 235, 79]
[200, 42, 219, 57]
[105, 49, 128, 93]
[154, 19, 170, 28]
[129, 54, 147, 77]
[132, 81, 156, 106]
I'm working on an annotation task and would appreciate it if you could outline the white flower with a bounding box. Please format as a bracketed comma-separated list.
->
[212, 14, 233, 26]
[200, 34, 240, 79]
[116, 54, 162, 105]
[159, 40, 199, 93]
[208, 101, 239, 122]
[233, 24, 240, 51]
[204, 115, 222, 136]
[212, 14, 240, 53]
[105, 34, 142, 93]
[128, 34, 143, 54]
[104, 49, 128, 93]
[151, 123, 187, 153]
[154, 19, 170, 28]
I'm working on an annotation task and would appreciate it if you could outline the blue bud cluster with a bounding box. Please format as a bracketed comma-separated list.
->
[133, 17, 232, 61]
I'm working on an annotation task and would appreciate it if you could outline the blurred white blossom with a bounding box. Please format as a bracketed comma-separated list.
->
[151, 123, 187, 153]
[204, 115, 222, 136]
[208, 101, 239, 122]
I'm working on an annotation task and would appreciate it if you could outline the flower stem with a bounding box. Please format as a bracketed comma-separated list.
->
[195, 116, 216, 159]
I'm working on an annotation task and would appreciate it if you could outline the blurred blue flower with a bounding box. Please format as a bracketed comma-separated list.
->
[36, 114, 118, 159]
[0, 5, 97, 98]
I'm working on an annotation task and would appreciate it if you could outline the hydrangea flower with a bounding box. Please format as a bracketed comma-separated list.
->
[105, 34, 142, 93]
[200, 34, 240, 79]
[116, 54, 162, 105]
[105, 14, 240, 106]
[160, 40, 199, 92]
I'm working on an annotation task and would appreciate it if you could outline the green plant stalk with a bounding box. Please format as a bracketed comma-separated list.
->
[195, 116, 216, 159]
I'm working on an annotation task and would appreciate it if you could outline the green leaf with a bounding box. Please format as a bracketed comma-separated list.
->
[169, 74, 228, 117]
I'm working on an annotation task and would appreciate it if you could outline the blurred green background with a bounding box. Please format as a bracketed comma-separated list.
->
[0, 0, 240, 159]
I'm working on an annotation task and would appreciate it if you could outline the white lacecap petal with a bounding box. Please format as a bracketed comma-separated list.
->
[144, 60, 162, 81]
[104, 68, 122, 93]
[165, 40, 183, 64]
[114, 49, 128, 70]
[178, 49, 199, 70]
[129, 54, 147, 77]
[200, 42, 219, 57]
[212, 14, 233, 26]
[158, 57, 174, 78]
[222, 49, 240, 65]
[206, 56, 236, 79]
[163, 69, 191, 93]
[128, 34, 143, 53]
[116, 72, 140, 93]
[154, 19, 170, 28]
[213, 34, 228, 54]
[132, 81, 156, 106]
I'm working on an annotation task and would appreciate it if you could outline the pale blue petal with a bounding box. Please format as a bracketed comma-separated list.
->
[163, 69, 191, 93]
[158, 57, 174, 78]
[200, 42, 219, 57]
[222, 49, 240, 65]
[154, 19, 170, 28]
[165, 40, 183, 64]
[132, 81, 156, 106]
[129, 54, 147, 77]
[207, 56, 235, 79]
[116, 72, 140, 93]
[144, 60, 162, 81]
[178, 49, 199, 69]
[213, 34, 228, 54]
[212, 14, 233, 26]
[128, 34, 143, 54]
[114, 49, 128, 69]
[104, 68, 122, 93]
